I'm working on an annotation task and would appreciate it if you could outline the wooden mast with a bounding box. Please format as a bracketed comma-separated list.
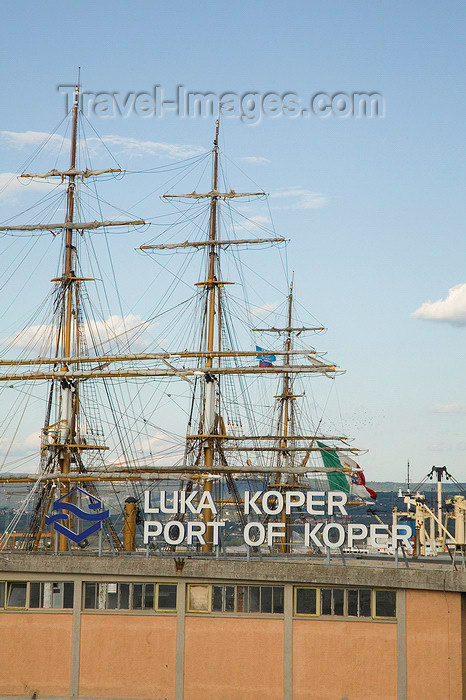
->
[11, 78, 139, 553]
[279, 281, 295, 553]
[202, 120, 220, 552]
[0, 105, 368, 556]
[254, 281, 308, 552]
[57, 82, 79, 552]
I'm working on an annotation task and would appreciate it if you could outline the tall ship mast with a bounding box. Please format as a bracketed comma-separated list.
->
[0, 82, 145, 551]
[0, 84, 369, 556]
[0, 78, 465, 700]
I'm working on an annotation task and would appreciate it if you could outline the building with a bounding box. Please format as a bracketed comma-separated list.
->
[0, 552, 464, 699]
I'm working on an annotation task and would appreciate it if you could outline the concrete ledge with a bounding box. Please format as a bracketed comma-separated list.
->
[0, 552, 465, 592]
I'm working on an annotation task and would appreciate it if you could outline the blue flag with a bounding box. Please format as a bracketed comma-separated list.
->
[256, 346, 276, 367]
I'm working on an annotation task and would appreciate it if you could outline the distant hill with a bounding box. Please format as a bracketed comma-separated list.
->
[368, 481, 466, 493]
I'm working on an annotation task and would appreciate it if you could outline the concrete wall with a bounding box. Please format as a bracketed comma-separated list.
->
[406, 590, 463, 700]
[1, 553, 465, 592]
[184, 617, 284, 700]
[79, 615, 176, 699]
[0, 556, 464, 699]
[293, 619, 397, 700]
[0, 612, 72, 697]
[462, 593, 466, 694]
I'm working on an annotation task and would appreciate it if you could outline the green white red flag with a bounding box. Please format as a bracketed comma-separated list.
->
[317, 442, 377, 500]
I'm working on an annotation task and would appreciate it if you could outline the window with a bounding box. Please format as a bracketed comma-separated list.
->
[0, 580, 73, 611]
[103, 583, 131, 610]
[272, 586, 284, 613]
[157, 584, 177, 611]
[200, 585, 284, 614]
[6, 582, 27, 609]
[83, 582, 177, 612]
[84, 582, 97, 609]
[374, 589, 396, 619]
[119, 584, 130, 609]
[29, 582, 74, 609]
[295, 587, 317, 616]
[188, 584, 210, 612]
[237, 585, 248, 612]
[348, 589, 371, 618]
[294, 586, 392, 619]
[132, 583, 154, 610]
[106, 583, 119, 609]
[324, 588, 343, 615]
[212, 585, 236, 612]
[321, 588, 344, 616]
[249, 585, 260, 612]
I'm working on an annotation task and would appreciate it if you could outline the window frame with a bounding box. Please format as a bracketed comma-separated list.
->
[189, 584, 285, 615]
[347, 588, 371, 618]
[5, 581, 28, 610]
[372, 588, 397, 620]
[83, 581, 177, 612]
[294, 586, 319, 617]
[155, 582, 178, 612]
[187, 584, 212, 613]
[29, 581, 75, 610]
[293, 586, 396, 621]
[320, 587, 345, 616]
[131, 582, 155, 610]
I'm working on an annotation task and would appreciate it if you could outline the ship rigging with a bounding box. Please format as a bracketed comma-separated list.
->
[0, 82, 369, 555]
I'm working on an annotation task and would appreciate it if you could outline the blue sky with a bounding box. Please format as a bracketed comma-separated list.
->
[0, 2, 465, 482]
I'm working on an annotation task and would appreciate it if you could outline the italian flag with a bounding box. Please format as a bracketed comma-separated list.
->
[318, 442, 377, 500]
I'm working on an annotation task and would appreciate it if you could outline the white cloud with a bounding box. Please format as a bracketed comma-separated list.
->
[1, 314, 155, 353]
[271, 186, 329, 209]
[134, 434, 174, 455]
[22, 431, 41, 449]
[235, 215, 271, 232]
[249, 302, 279, 319]
[432, 402, 466, 414]
[239, 156, 271, 165]
[99, 135, 205, 160]
[0, 130, 68, 150]
[1, 322, 56, 351]
[106, 441, 185, 467]
[86, 314, 154, 349]
[0, 431, 40, 458]
[0, 172, 65, 200]
[0, 130, 205, 162]
[411, 283, 466, 325]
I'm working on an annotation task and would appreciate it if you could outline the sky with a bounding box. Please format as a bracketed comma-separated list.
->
[0, 1, 465, 483]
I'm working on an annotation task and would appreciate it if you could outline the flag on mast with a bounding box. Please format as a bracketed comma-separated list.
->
[256, 346, 276, 367]
[318, 442, 377, 500]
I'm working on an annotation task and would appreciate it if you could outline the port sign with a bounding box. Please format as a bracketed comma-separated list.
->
[45, 487, 109, 543]
[143, 489, 413, 550]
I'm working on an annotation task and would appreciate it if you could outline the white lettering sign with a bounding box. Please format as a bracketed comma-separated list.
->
[141, 489, 408, 553]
